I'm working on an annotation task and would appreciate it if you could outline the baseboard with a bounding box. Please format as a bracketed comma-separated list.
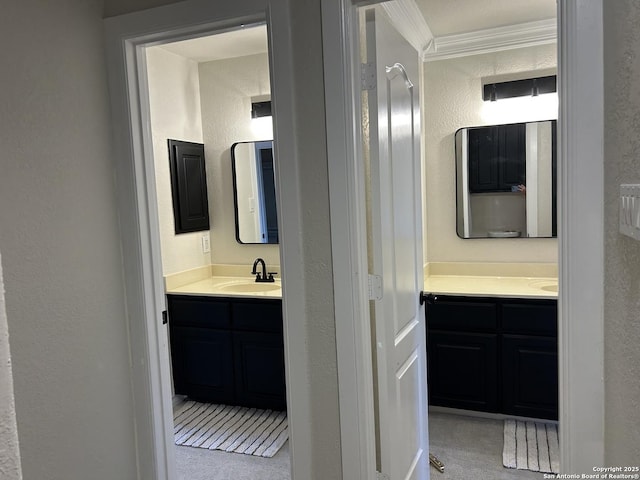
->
[429, 405, 559, 425]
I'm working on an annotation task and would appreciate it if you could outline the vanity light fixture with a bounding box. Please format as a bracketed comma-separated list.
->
[483, 75, 556, 102]
[251, 101, 272, 118]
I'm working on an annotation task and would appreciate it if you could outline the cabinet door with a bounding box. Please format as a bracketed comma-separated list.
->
[170, 326, 234, 404]
[168, 139, 210, 234]
[468, 126, 500, 192]
[233, 331, 286, 410]
[427, 331, 498, 412]
[502, 335, 558, 420]
[468, 124, 526, 193]
[497, 123, 526, 189]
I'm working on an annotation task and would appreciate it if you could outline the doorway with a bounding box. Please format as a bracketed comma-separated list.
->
[104, 2, 313, 479]
[143, 25, 290, 480]
[323, 0, 605, 476]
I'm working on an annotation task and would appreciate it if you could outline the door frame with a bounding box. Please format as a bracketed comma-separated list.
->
[322, 0, 605, 474]
[104, 1, 313, 478]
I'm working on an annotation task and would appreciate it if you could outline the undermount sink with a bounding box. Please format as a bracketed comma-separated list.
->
[218, 281, 281, 293]
[539, 284, 558, 293]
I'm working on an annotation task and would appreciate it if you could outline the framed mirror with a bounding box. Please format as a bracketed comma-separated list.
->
[231, 141, 279, 244]
[455, 120, 557, 239]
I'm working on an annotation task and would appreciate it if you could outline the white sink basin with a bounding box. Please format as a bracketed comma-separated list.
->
[218, 281, 281, 293]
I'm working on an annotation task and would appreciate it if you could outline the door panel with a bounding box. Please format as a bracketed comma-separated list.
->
[367, 6, 428, 479]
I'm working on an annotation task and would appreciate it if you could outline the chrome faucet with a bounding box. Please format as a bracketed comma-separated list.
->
[251, 257, 277, 283]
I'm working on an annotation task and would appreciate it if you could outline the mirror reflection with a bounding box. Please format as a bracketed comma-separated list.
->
[231, 141, 279, 244]
[455, 120, 557, 239]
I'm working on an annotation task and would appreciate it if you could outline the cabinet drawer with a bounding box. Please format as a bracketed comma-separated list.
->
[502, 302, 557, 336]
[232, 299, 283, 333]
[427, 296, 497, 331]
[167, 295, 231, 329]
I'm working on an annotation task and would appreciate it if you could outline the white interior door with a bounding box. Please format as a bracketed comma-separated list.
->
[366, 6, 429, 480]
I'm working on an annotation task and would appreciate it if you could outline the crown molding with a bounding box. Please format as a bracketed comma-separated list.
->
[423, 18, 557, 62]
[381, 0, 433, 53]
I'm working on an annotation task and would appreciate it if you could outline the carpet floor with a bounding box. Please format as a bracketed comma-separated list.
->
[174, 407, 543, 479]
[175, 441, 291, 480]
[429, 411, 543, 480]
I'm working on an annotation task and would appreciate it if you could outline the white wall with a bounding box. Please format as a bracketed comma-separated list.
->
[0, 253, 22, 479]
[198, 53, 280, 266]
[0, 1, 138, 479]
[423, 44, 558, 263]
[146, 46, 210, 275]
[603, 0, 640, 463]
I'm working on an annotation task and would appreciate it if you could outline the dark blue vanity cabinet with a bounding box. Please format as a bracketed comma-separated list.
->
[168, 295, 286, 411]
[425, 295, 558, 420]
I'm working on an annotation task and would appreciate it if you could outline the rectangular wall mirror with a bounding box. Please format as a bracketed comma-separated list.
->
[455, 120, 557, 239]
[231, 141, 279, 244]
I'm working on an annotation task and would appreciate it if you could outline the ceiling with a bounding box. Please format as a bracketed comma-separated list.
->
[158, 24, 268, 63]
[156, 0, 556, 63]
[416, 0, 556, 37]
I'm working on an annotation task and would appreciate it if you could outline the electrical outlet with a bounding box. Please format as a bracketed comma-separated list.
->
[202, 233, 211, 253]
[619, 184, 640, 241]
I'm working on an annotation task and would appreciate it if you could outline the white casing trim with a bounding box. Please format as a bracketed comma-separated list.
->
[104, 1, 311, 479]
[321, 1, 377, 478]
[424, 18, 557, 62]
[381, 0, 433, 53]
[557, 0, 605, 473]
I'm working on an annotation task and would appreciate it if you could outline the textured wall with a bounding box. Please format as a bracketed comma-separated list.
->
[0, 1, 138, 479]
[423, 44, 558, 263]
[198, 53, 280, 266]
[0, 254, 21, 480]
[146, 46, 210, 275]
[603, 0, 640, 464]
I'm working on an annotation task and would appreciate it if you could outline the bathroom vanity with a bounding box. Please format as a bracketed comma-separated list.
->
[164, 266, 286, 411]
[423, 263, 558, 420]
[425, 294, 557, 420]
[168, 294, 286, 410]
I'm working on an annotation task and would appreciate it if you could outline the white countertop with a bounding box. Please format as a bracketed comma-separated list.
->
[166, 275, 282, 299]
[163, 262, 558, 300]
[422, 262, 558, 299]
[424, 275, 557, 299]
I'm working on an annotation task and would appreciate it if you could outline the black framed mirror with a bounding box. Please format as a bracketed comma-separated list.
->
[455, 120, 557, 239]
[231, 141, 278, 244]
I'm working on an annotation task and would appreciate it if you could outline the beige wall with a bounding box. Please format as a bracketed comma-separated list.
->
[147, 47, 280, 274]
[423, 44, 558, 263]
[198, 54, 280, 266]
[0, 253, 22, 479]
[146, 46, 210, 275]
[603, 0, 640, 464]
[0, 1, 138, 479]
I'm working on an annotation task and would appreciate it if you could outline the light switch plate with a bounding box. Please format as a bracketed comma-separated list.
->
[202, 233, 211, 253]
[619, 184, 640, 241]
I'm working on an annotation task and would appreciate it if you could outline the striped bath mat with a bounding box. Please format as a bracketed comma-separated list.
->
[503, 419, 559, 474]
[173, 401, 288, 457]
